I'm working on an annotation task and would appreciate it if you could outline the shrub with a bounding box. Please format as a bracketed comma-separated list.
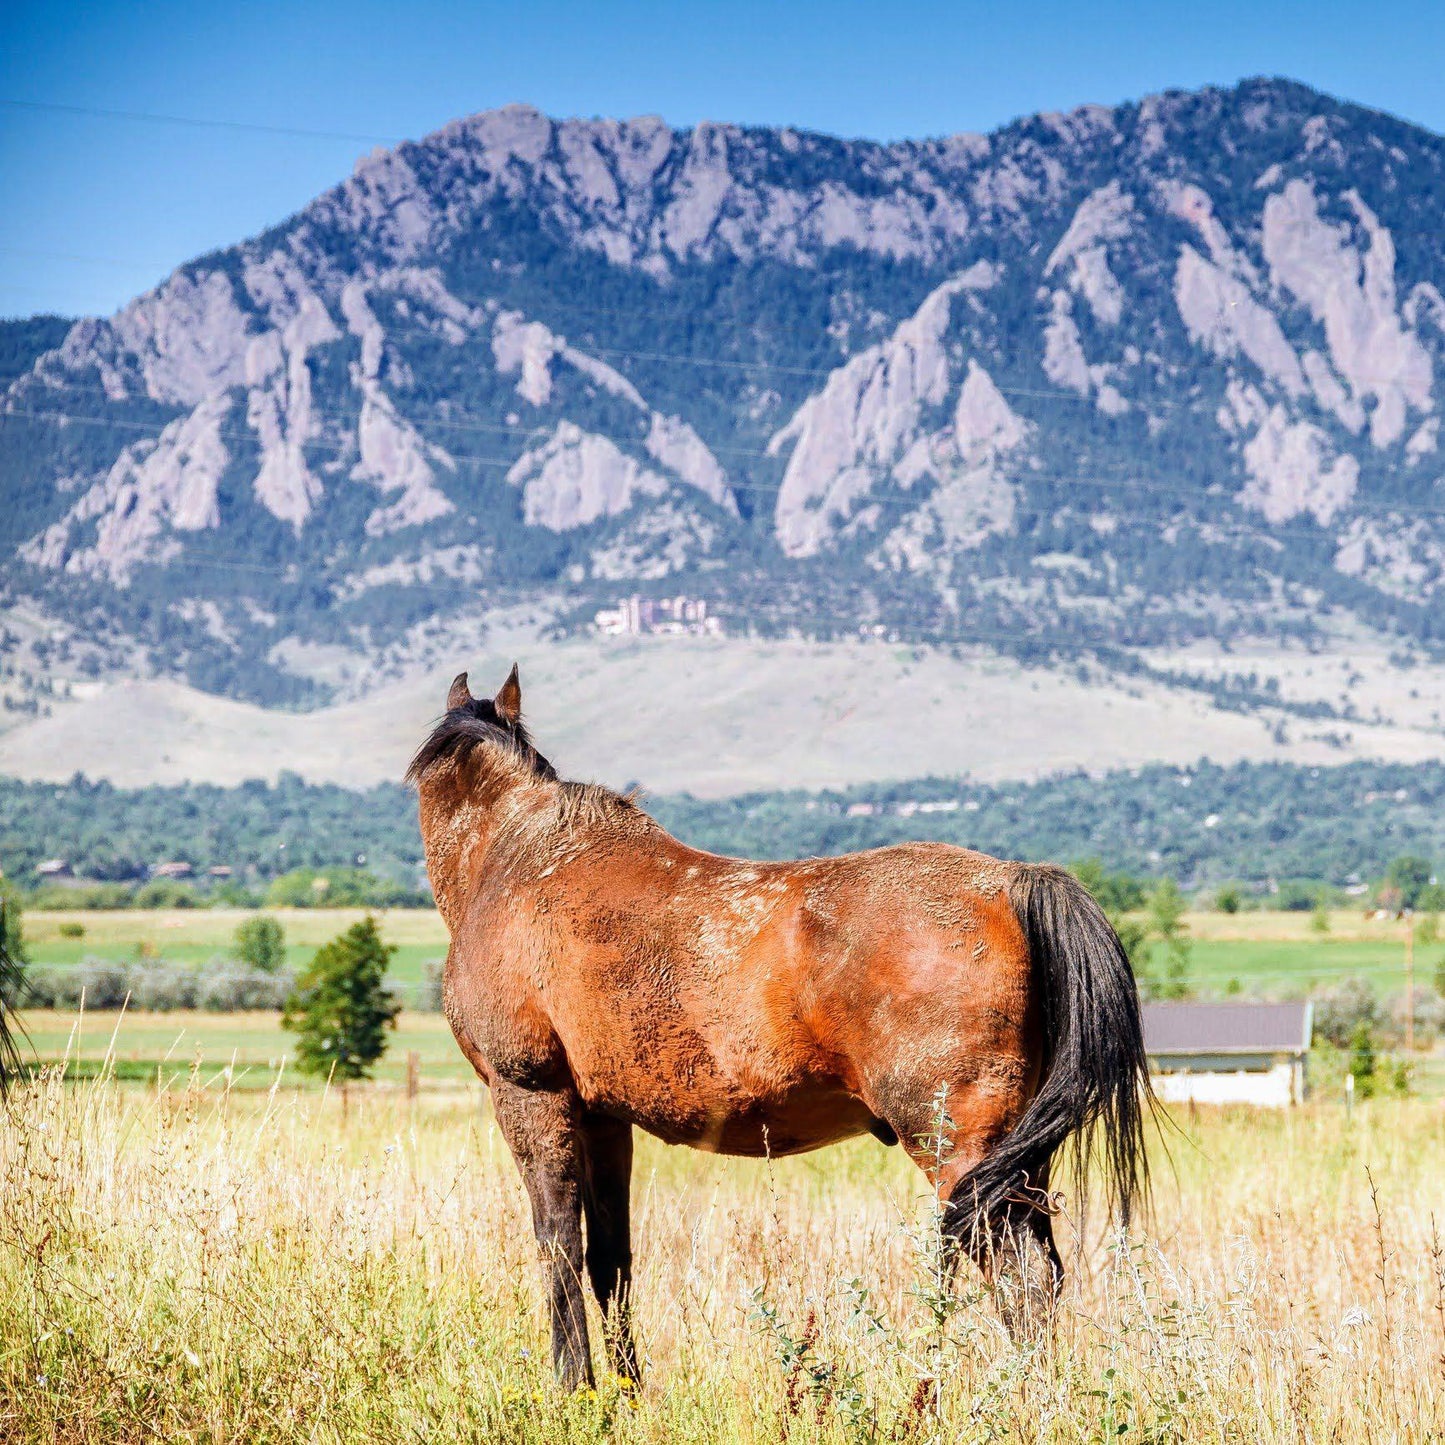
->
[125, 964, 198, 1012]
[16, 965, 64, 1009]
[234, 916, 286, 973]
[1215, 886, 1242, 914]
[265, 868, 427, 910]
[21, 957, 293, 1013]
[1313, 977, 1381, 1047]
[1146, 878, 1192, 999]
[416, 959, 445, 1012]
[1070, 858, 1146, 914]
[1273, 880, 1322, 912]
[132, 880, 201, 909]
[1348, 1023, 1377, 1098]
[196, 963, 293, 1013]
[23, 957, 130, 1010]
[58, 921, 85, 939]
[25, 883, 135, 910]
[1390, 989, 1445, 1049]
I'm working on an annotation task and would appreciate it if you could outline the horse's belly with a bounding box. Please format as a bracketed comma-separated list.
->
[581, 1066, 880, 1157]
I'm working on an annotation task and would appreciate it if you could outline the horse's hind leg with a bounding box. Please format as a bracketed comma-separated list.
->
[950, 1172, 1063, 1343]
[491, 1079, 593, 1388]
[885, 1083, 1061, 1342]
[581, 1111, 641, 1382]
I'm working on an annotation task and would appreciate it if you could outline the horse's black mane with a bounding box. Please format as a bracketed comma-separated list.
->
[405, 698, 559, 787]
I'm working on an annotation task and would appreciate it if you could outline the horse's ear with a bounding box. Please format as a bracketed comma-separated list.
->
[447, 672, 473, 711]
[494, 663, 522, 724]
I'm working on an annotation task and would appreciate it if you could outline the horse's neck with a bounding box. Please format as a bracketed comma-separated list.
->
[418, 754, 549, 931]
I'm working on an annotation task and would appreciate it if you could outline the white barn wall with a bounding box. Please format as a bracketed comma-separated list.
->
[1151, 1061, 1300, 1108]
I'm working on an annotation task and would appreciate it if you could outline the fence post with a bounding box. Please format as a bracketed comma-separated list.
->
[1345, 1071, 1354, 1116]
[1404, 921, 1415, 1054]
[406, 1049, 420, 1105]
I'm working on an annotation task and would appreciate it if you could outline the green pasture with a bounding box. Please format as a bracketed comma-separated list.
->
[15, 1009, 476, 1090]
[1189, 936, 1433, 995]
[23, 907, 447, 989]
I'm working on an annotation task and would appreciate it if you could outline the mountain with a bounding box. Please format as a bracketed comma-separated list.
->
[3, 77, 1445, 710]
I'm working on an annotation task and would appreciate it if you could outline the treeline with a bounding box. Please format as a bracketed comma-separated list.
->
[2, 759, 1445, 899]
[648, 760, 1445, 890]
[0, 773, 425, 896]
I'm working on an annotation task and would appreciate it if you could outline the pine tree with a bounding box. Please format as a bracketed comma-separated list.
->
[282, 917, 400, 1081]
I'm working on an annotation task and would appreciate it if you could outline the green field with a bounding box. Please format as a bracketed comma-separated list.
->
[15, 1008, 475, 1088]
[23, 907, 448, 990]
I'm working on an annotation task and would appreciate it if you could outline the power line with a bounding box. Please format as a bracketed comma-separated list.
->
[9, 400, 1445, 531]
[9, 262, 1440, 424]
[0, 97, 403, 147]
[8, 233, 1443, 415]
[0, 245, 174, 272]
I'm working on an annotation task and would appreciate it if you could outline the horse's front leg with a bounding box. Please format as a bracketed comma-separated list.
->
[491, 1079, 593, 1388]
[582, 1112, 640, 1382]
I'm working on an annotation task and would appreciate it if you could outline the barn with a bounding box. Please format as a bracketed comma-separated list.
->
[1142, 1002, 1313, 1107]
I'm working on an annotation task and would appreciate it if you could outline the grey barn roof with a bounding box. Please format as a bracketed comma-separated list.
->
[1142, 1002, 1312, 1056]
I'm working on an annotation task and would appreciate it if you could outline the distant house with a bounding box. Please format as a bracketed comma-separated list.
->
[1143, 1002, 1313, 1107]
[36, 858, 73, 878]
[594, 595, 722, 637]
[151, 861, 194, 880]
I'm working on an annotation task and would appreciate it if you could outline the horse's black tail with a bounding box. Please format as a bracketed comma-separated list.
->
[954, 863, 1153, 1239]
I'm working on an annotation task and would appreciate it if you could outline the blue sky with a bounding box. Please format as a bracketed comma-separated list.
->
[2, 0, 1443, 319]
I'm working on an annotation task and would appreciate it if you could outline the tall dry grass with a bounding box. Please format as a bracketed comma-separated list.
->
[2, 1061, 1443, 1442]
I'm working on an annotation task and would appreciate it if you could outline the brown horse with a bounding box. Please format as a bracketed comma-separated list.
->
[409, 666, 1151, 1387]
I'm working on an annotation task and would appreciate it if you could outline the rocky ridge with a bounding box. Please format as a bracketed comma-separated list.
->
[2, 78, 1444, 705]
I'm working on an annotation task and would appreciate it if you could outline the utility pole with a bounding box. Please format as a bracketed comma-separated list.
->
[1404, 916, 1415, 1054]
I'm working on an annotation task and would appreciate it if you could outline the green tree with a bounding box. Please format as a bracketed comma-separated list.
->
[1146, 877, 1192, 1000]
[1385, 856, 1432, 911]
[282, 917, 401, 1080]
[1215, 885, 1242, 915]
[1071, 859, 1150, 980]
[1349, 1022, 1377, 1099]
[235, 916, 286, 973]
[1070, 857, 1146, 915]
[1310, 894, 1331, 934]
